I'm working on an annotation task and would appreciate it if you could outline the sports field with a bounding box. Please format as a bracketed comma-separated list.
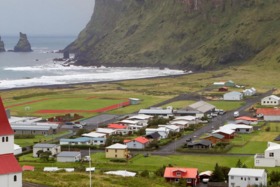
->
[5, 95, 129, 117]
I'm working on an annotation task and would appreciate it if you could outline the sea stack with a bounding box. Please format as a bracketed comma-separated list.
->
[14, 32, 32, 52]
[0, 36, 5, 52]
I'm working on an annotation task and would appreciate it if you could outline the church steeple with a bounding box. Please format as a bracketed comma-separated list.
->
[0, 97, 14, 154]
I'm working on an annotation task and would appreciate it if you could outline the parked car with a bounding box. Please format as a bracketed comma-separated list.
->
[234, 111, 240, 117]
[73, 124, 83, 129]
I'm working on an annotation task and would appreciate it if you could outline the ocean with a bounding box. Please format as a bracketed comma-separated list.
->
[0, 35, 185, 90]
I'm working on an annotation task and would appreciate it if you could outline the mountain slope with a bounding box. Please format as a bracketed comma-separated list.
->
[65, 0, 280, 70]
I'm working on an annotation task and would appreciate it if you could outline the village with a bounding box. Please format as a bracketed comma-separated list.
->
[1, 80, 280, 187]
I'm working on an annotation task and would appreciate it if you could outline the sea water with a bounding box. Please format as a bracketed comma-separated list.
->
[0, 35, 185, 90]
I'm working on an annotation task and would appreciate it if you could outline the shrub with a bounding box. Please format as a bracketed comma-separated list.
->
[15, 134, 35, 139]
[140, 170, 150, 178]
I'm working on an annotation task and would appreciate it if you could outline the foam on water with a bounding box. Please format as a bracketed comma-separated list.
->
[0, 64, 185, 89]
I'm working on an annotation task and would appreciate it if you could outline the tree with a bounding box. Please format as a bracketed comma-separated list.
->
[236, 159, 243, 167]
[209, 163, 225, 182]
[36, 150, 44, 158]
[155, 165, 166, 177]
[270, 171, 280, 185]
[140, 170, 150, 177]
[39, 151, 52, 162]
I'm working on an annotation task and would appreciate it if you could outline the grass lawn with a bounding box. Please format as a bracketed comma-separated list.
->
[207, 101, 245, 111]
[228, 123, 280, 154]
[15, 131, 71, 147]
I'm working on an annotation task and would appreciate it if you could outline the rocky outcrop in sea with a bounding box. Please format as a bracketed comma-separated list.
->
[0, 36, 5, 52]
[14, 32, 32, 52]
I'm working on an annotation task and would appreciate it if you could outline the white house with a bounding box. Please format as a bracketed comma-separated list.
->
[0, 98, 22, 187]
[33, 143, 61, 158]
[138, 107, 173, 117]
[57, 151, 81, 162]
[243, 87, 256, 96]
[145, 127, 170, 139]
[96, 128, 116, 136]
[220, 124, 253, 134]
[82, 132, 106, 145]
[124, 136, 150, 149]
[256, 108, 280, 121]
[158, 124, 180, 133]
[223, 91, 243, 101]
[254, 142, 280, 167]
[60, 137, 92, 145]
[261, 95, 280, 106]
[228, 168, 267, 187]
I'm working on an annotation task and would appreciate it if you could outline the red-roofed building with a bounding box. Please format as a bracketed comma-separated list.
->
[107, 124, 130, 135]
[0, 97, 22, 187]
[218, 87, 228, 92]
[164, 167, 199, 186]
[124, 136, 150, 149]
[236, 116, 258, 122]
[22, 165, 35, 171]
[257, 108, 280, 121]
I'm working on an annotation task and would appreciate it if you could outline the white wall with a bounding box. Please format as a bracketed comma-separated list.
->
[261, 97, 280, 105]
[33, 146, 61, 157]
[57, 155, 81, 162]
[255, 157, 276, 167]
[0, 172, 22, 187]
[264, 115, 280, 121]
[0, 135, 14, 155]
[126, 141, 145, 149]
[229, 173, 267, 187]
[223, 93, 243, 101]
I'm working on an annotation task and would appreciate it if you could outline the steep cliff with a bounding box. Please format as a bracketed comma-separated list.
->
[66, 0, 280, 69]
[0, 36, 5, 52]
[14, 32, 32, 52]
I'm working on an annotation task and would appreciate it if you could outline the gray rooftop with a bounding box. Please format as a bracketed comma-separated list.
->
[139, 108, 173, 115]
[57, 151, 81, 157]
[34, 143, 58, 148]
[188, 101, 215, 113]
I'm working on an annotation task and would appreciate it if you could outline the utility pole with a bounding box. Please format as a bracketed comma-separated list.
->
[89, 148, 92, 187]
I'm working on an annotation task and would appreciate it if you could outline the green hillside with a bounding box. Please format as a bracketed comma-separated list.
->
[65, 0, 280, 70]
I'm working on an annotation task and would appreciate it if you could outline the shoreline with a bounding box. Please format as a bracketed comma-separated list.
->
[0, 72, 190, 92]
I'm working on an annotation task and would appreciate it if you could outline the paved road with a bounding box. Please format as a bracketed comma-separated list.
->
[23, 182, 50, 187]
[153, 89, 274, 154]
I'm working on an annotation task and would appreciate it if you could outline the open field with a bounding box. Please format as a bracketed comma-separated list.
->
[228, 122, 280, 154]
[14, 131, 71, 147]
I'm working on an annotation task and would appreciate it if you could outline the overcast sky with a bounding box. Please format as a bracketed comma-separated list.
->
[0, 0, 95, 36]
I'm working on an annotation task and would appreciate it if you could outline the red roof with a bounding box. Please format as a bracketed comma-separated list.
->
[0, 98, 14, 136]
[22, 165, 35, 171]
[164, 167, 198, 179]
[236, 116, 257, 121]
[0, 154, 22, 174]
[108, 124, 126, 129]
[257, 108, 280, 116]
[123, 139, 131, 143]
[135, 137, 149, 144]
[124, 137, 149, 144]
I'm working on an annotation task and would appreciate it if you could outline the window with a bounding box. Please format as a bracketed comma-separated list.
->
[133, 144, 136, 147]
[14, 175, 17, 182]
[115, 150, 117, 153]
[2, 137, 4, 142]
[231, 176, 234, 179]
[186, 178, 192, 183]
[115, 154, 117, 158]
[256, 160, 259, 164]
[106, 149, 108, 152]
[6, 137, 8, 142]
[241, 177, 243, 180]
[176, 172, 181, 176]
[269, 152, 274, 157]
[255, 177, 259, 181]
[175, 178, 180, 183]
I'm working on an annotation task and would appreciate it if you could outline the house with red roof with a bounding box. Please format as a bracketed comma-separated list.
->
[236, 116, 258, 123]
[0, 97, 22, 187]
[107, 123, 130, 135]
[164, 167, 199, 186]
[124, 136, 150, 149]
[257, 108, 280, 121]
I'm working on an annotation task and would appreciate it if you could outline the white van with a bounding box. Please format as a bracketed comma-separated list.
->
[234, 111, 239, 117]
